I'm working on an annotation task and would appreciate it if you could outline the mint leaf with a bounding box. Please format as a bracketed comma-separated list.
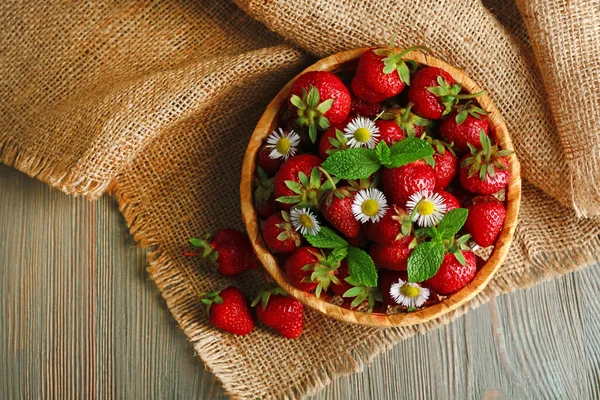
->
[374, 141, 391, 165]
[437, 208, 468, 240]
[347, 246, 378, 287]
[386, 137, 434, 168]
[407, 241, 445, 282]
[321, 148, 381, 179]
[304, 227, 349, 249]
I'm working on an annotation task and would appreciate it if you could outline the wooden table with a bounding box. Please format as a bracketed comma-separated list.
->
[1, 163, 598, 399]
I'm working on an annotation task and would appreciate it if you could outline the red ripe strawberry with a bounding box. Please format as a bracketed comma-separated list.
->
[330, 260, 353, 297]
[320, 187, 361, 238]
[253, 286, 303, 339]
[370, 234, 414, 271]
[375, 120, 405, 146]
[381, 160, 436, 206]
[288, 71, 351, 142]
[425, 251, 476, 295]
[366, 205, 412, 245]
[435, 189, 461, 211]
[380, 104, 431, 137]
[318, 127, 349, 159]
[439, 103, 489, 153]
[351, 43, 426, 103]
[459, 131, 513, 195]
[190, 229, 257, 277]
[254, 167, 279, 219]
[465, 195, 506, 247]
[351, 95, 382, 118]
[273, 154, 324, 211]
[408, 67, 485, 120]
[346, 225, 368, 248]
[379, 269, 408, 305]
[200, 287, 254, 336]
[427, 139, 458, 189]
[257, 146, 284, 176]
[284, 247, 341, 295]
[262, 211, 301, 253]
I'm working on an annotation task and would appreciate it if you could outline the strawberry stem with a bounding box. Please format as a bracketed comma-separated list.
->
[455, 90, 486, 100]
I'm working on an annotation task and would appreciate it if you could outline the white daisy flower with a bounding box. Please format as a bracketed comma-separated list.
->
[406, 190, 447, 227]
[266, 128, 300, 160]
[390, 279, 430, 308]
[290, 208, 321, 235]
[343, 116, 380, 149]
[352, 188, 388, 223]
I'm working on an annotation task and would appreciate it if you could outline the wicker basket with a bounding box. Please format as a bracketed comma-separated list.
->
[240, 48, 521, 327]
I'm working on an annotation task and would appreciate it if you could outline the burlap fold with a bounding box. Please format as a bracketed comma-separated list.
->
[2, 0, 600, 399]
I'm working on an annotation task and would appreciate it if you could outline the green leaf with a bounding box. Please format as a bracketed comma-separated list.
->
[308, 125, 317, 143]
[398, 62, 411, 85]
[343, 286, 363, 298]
[321, 148, 381, 179]
[304, 226, 349, 249]
[347, 246, 378, 287]
[436, 208, 469, 240]
[455, 110, 468, 125]
[290, 94, 305, 110]
[454, 250, 466, 266]
[407, 241, 445, 282]
[309, 167, 320, 188]
[276, 195, 300, 204]
[316, 98, 334, 113]
[316, 116, 330, 130]
[298, 172, 309, 188]
[189, 238, 203, 247]
[386, 137, 434, 168]
[374, 140, 391, 165]
[306, 86, 320, 107]
[285, 180, 303, 194]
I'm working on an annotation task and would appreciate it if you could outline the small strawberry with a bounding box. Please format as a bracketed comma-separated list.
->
[254, 167, 279, 219]
[426, 138, 458, 189]
[284, 247, 343, 296]
[274, 154, 331, 211]
[435, 189, 461, 211]
[370, 234, 415, 271]
[190, 229, 257, 277]
[318, 127, 349, 159]
[253, 285, 303, 339]
[262, 211, 301, 253]
[380, 103, 431, 137]
[425, 250, 476, 295]
[381, 160, 437, 206]
[459, 131, 513, 194]
[375, 119, 405, 146]
[366, 204, 412, 245]
[351, 95, 383, 118]
[200, 287, 254, 335]
[351, 39, 427, 103]
[379, 269, 408, 305]
[320, 186, 361, 238]
[407, 67, 485, 119]
[440, 103, 490, 152]
[257, 146, 284, 177]
[289, 71, 351, 142]
[465, 195, 506, 247]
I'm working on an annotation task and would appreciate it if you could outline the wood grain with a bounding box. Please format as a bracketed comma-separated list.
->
[1, 163, 597, 399]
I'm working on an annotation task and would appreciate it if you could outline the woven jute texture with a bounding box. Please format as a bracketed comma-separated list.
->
[2, 0, 600, 398]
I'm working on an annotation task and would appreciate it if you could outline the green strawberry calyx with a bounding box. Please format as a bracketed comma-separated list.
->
[445, 234, 472, 266]
[189, 234, 219, 269]
[427, 76, 487, 116]
[374, 35, 430, 85]
[380, 103, 431, 137]
[454, 102, 488, 125]
[198, 290, 224, 315]
[461, 131, 514, 181]
[326, 128, 349, 156]
[290, 85, 334, 143]
[390, 205, 415, 239]
[251, 284, 289, 309]
[342, 277, 383, 312]
[301, 248, 347, 297]
[276, 167, 338, 209]
[254, 166, 274, 206]
[275, 211, 302, 246]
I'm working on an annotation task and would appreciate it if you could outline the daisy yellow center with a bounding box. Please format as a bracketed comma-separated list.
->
[354, 128, 371, 143]
[400, 284, 420, 298]
[361, 199, 379, 217]
[299, 214, 313, 228]
[417, 200, 435, 216]
[276, 138, 291, 154]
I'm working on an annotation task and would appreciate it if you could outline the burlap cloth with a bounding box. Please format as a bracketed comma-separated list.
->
[2, 0, 600, 398]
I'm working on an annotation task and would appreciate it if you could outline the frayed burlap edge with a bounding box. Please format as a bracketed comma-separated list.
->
[110, 172, 600, 399]
[569, 152, 600, 218]
[0, 138, 109, 199]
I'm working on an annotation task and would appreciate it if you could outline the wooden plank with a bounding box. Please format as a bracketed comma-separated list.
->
[0, 163, 598, 399]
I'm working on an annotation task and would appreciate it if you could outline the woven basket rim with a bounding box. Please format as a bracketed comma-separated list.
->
[240, 47, 522, 327]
